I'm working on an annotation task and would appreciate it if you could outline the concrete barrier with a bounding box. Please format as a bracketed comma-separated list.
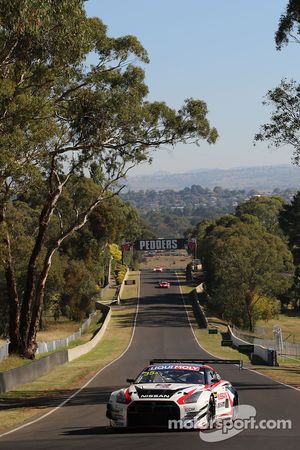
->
[227, 325, 250, 348]
[0, 303, 112, 393]
[68, 304, 111, 361]
[116, 268, 129, 304]
[190, 289, 208, 329]
[0, 350, 69, 393]
[227, 325, 277, 365]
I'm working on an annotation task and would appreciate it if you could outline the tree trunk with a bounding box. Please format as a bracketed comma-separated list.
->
[0, 205, 21, 353]
[19, 188, 62, 348]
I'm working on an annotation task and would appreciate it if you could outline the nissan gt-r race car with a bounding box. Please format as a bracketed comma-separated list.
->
[106, 359, 241, 429]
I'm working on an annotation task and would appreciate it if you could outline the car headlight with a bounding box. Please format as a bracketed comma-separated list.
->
[183, 391, 202, 404]
[116, 389, 132, 404]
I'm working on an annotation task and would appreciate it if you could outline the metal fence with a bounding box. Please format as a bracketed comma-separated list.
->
[0, 312, 96, 362]
[0, 342, 9, 362]
[232, 325, 300, 357]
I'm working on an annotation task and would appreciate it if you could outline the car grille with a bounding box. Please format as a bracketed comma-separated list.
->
[127, 401, 180, 427]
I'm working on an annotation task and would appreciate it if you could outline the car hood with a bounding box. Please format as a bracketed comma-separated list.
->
[128, 383, 204, 400]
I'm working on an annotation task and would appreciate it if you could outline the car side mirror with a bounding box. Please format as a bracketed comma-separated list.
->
[126, 378, 135, 384]
[211, 377, 219, 383]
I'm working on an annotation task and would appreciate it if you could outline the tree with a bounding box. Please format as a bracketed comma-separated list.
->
[235, 196, 285, 234]
[279, 191, 300, 310]
[276, 0, 300, 49]
[254, 79, 300, 166]
[201, 220, 293, 331]
[0, 1, 218, 358]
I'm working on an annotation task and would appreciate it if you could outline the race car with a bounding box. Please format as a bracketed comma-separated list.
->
[106, 359, 241, 429]
[153, 266, 163, 272]
[158, 281, 170, 288]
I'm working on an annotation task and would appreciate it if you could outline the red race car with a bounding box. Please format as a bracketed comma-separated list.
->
[158, 281, 170, 288]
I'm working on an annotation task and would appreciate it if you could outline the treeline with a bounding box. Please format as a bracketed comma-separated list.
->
[0, 1, 216, 359]
[0, 180, 144, 336]
[190, 195, 300, 331]
[122, 186, 297, 237]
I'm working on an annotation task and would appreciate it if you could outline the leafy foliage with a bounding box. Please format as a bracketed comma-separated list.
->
[255, 79, 300, 166]
[201, 219, 294, 330]
[276, 0, 300, 49]
[0, 1, 218, 357]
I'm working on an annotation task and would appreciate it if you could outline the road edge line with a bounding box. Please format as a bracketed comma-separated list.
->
[0, 272, 141, 438]
[176, 272, 300, 394]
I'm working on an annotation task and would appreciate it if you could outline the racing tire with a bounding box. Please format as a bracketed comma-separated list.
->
[206, 396, 216, 429]
[232, 394, 239, 421]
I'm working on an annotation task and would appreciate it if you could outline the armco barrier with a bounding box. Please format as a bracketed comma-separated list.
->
[0, 303, 112, 393]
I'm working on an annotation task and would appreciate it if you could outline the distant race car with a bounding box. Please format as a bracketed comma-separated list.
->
[158, 281, 170, 288]
[106, 359, 241, 429]
[153, 266, 163, 272]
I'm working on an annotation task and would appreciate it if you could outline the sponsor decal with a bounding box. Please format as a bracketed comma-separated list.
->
[217, 401, 226, 408]
[217, 392, 227, 400]
[141, 370, 159, 376]
[150, 364, 200, 371]
[134, 239, 187, 251]
[140, 394, 171, 398]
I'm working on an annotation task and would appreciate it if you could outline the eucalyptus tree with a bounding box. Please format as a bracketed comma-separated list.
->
[276, 0, 300, 49]
[0, 1, 218, 358]
[201, 220, 293, 331]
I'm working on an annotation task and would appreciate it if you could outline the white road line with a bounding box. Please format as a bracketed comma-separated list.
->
[176, 272, 300, 393]
[0, 274, 141, 438]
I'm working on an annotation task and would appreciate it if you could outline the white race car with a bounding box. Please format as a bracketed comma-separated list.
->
[106, 359, 241, 429]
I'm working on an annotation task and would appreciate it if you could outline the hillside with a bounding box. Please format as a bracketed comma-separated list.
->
[126, 165, 300, 191]
[121, 185, 297, 237]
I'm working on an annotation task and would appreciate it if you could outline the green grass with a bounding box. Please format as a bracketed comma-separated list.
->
[120, 271, 139, 303]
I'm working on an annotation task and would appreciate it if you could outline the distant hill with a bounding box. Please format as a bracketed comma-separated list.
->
[126, 165, 300, 191]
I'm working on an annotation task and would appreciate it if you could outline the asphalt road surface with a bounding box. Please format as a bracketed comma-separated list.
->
[0, 270, 299, 449]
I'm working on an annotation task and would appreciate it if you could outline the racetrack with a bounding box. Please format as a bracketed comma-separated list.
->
[0, 270, 299, 449]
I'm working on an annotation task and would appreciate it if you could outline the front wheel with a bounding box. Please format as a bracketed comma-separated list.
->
[206, 396, 216, 428]
[232, 394, 239, 420]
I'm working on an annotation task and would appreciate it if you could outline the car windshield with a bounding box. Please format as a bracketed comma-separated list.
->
[135, 366, 205, 384]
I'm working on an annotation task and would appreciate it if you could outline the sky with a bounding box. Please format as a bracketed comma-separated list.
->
[85, 0, 300, 175]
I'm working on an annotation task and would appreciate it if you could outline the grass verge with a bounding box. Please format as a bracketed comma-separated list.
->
[0, 272, 140, 432]
[177, 271, 300, 388]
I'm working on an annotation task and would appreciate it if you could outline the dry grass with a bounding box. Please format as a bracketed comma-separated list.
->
[255, 314, 300, 343]
[176, 272, 300, 388]
[36, 318, 81, 342]
[0, 272, 140, 432]
[142, 253, 191, 271]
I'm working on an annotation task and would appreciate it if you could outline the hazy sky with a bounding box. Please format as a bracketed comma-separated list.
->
[85, 0, 300, 175]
